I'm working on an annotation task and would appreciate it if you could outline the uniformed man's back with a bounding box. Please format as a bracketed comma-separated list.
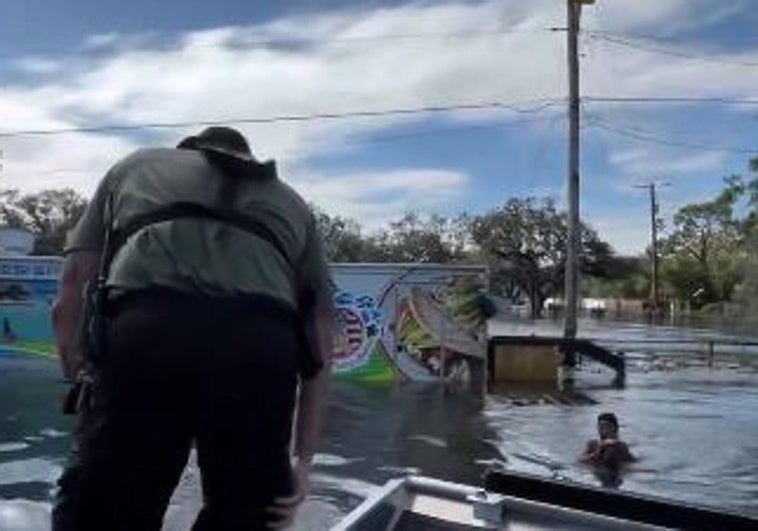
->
[52, 127, 334, 531]
[68, 146, 319, 308]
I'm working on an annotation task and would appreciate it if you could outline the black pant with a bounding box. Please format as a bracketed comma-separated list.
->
[53, 293, 299, 531]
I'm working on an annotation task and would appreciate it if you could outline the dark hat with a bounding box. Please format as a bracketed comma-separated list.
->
[177, 126, 257, 163]
[177, 126, 276, 179]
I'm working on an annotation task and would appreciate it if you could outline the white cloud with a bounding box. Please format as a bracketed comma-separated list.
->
[591, 216, 650, 256]
[521, 185, 563, 201]
[11, 57, 63, 75]
[0, 0, 755, 242]
[294, 168, 469, 228]
[607, 148, 726, 180]
[85, 33, 122, 48]
[583, 0, 752, 36]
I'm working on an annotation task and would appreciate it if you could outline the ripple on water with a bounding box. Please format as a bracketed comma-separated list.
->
[312, 453, 365, 467]
[406, 435, 448, 448]
[311, 473, 380, 500]
[161, 453, 348, 531]
[377, 465, 422, 475]
[0, 459, 61, 487]
[0, 499, 51, 531]
[39, 429, 67, 439]
[0, 443, 29, 453]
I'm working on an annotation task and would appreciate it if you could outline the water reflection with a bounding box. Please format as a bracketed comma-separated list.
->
[592, 466, 624, 489]
[485, 367, 758, 515]
[2, 346, 758, 527]
[320, 381, 499, 491]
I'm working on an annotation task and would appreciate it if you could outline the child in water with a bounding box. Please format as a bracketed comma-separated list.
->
[582, 412, 636, 487]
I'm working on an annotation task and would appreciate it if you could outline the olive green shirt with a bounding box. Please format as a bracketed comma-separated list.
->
[66, 148, 328, 310]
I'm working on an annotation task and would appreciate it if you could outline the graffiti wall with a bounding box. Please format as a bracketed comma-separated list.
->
[331, 264, 489, 388]
[0, 257, 63, 346]
[0, 258, 492, 385]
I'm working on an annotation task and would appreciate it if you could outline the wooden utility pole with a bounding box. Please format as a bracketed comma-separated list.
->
[634, 181, 669, 311]
[650, 183, 659, 308]
[564, 0, 593, 340]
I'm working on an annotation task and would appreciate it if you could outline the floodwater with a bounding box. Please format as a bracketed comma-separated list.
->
[1, 319, 758, 529]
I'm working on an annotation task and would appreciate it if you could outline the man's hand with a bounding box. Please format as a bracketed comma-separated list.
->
[266, 458, 312, 529]
[58, 348, 85, 382]
[52, 252, 99, 380]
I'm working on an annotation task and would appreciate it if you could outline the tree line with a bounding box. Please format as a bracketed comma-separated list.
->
[1, 157, 755, 318]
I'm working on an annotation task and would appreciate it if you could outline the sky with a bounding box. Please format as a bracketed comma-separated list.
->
[1, 0, 757, 255]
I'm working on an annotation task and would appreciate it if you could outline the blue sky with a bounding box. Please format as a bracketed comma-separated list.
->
[1, 0, 757, 254]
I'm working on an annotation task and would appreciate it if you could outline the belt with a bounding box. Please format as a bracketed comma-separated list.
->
[107, 288, 298, 321]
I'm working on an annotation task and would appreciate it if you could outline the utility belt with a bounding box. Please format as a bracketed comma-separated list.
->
[62, 278, 109, 415]
[109, 288, 300, 321]
[63, 286, 321, 415]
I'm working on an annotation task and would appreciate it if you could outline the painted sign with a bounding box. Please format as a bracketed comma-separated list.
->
[0, 256, 63, 345]
[330, 264, 489, 388]
[0, 258, 62, 281]
[0, 258, 491, 389]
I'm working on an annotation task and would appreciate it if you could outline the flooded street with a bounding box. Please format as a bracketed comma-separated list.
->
[1, 320, 758, 529]
[485, 368, 758, 515]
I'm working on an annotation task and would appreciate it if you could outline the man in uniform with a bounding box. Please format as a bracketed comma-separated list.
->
[51, 126, 333, 530]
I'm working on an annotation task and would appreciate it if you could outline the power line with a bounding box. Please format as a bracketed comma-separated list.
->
[585, 31, 758, 68]
[3, 93, 754, 153]
[584, 115, 758, 154]
[0, 99, 564, 139]
[632, 181, 670, 310]
[0, 114, 566, 180]
[344, 113, 564, 146]
[584, 96, 758, 106]
[3, 95, 753, 142]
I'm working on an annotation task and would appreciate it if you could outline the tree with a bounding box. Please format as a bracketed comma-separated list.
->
[312, 207, 379, 262]
[660, 178, 745, 307]
[740, 159, 758, 240]
[0, 188, 87, 255]
[374, 213, 464, 263]
[0, 190, 35, 229]
[584, 256, 649, 300]
[312, 208, 469, 264]
[469, 197, 615, 317]
[732, 158, 758, 321]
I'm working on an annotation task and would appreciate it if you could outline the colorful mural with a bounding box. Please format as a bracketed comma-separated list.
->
[0, 257, 63, 352]
[331, 290, 395, 384]
[1, 258, 492, 388]
[330, 264, 489, 388]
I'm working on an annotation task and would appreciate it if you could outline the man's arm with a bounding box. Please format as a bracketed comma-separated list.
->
[51, 251, 99, 380]
[53, 164, 118, 379]
[293, 281, 333, 466]
[581, 440, 599, 463]
[616, 441, 637, 463]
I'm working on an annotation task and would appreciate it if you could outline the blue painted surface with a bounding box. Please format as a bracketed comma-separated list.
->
[0, 302, 55, 343]
[0, 256, 62, 345]
[0, 256, 63, 353]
